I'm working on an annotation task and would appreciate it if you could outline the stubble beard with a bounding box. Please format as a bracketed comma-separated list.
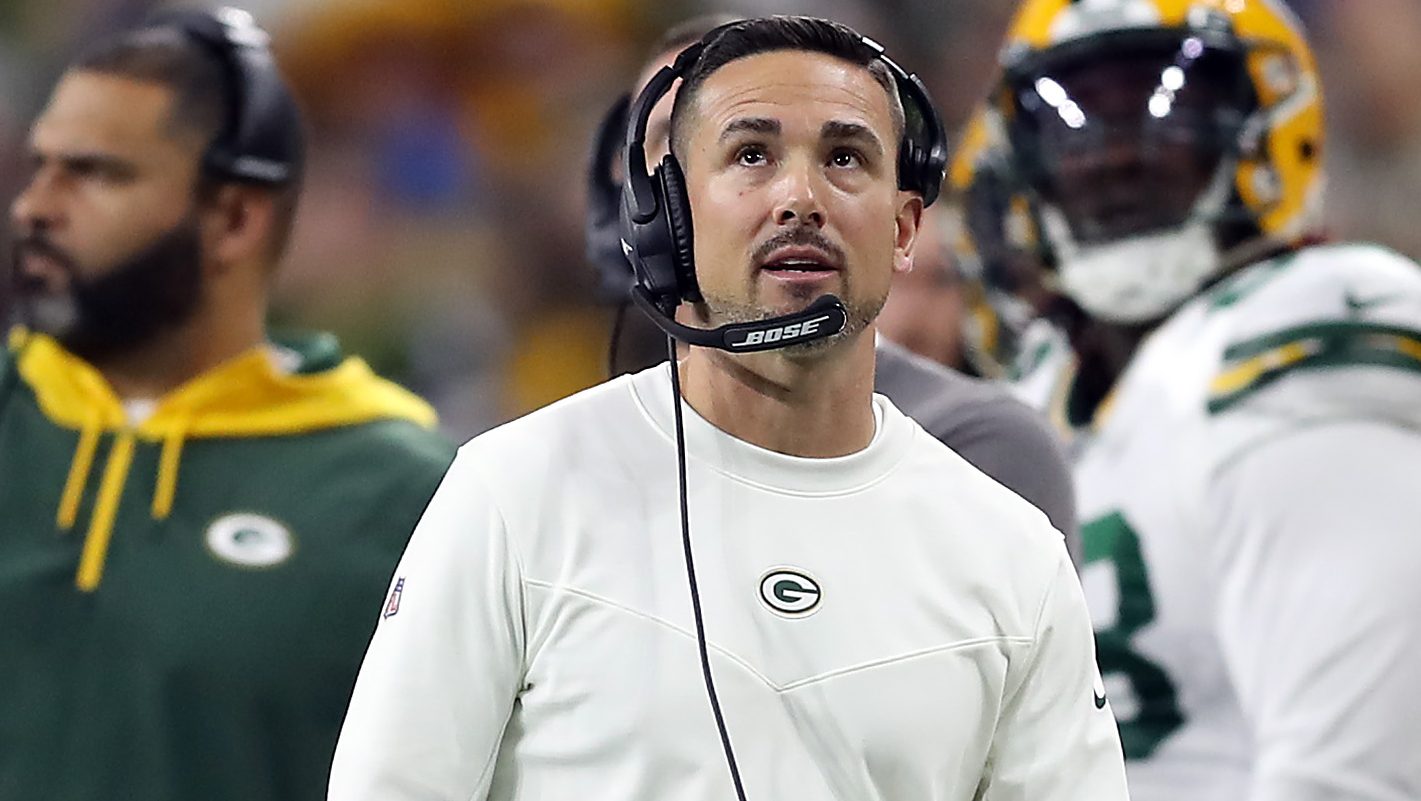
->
[12, 212, 206, 364]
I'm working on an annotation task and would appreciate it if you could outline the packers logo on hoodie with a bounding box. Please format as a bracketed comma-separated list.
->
[205, 513, 295, 568]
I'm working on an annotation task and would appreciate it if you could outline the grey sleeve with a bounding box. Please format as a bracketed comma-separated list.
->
[929, 398, 1080, 565]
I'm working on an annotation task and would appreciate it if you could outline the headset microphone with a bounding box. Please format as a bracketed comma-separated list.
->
[629, 288, 846, 353]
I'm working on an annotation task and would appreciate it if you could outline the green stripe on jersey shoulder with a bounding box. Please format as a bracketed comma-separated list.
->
[1208, 321, 1421, 414]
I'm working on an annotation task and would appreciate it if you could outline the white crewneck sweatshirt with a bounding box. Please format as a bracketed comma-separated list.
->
[329, 363, 1126, 801]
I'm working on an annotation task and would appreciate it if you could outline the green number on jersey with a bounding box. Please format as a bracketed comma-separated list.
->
[1083, 511, 1185, 759]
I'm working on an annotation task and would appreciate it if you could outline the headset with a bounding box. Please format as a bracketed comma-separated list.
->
[147, 6, 303, 187]
[618, 21, 949, 353]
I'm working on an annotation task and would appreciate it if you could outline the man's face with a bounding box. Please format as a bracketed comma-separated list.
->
[677, 51, 920, 340]
[11, 71, 208, 358]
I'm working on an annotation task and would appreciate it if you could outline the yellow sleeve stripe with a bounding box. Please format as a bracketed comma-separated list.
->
[1209, 340, 1319, 398]
[1208, 322, 1421, 414]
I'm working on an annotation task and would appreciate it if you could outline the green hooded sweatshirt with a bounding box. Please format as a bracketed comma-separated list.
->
[0, 329, 455, 801]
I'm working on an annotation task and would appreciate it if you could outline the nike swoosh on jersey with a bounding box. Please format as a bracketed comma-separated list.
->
[1344, 289, 1403, 312]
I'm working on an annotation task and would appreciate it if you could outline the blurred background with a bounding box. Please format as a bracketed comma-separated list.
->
[0, 0, 1414, 439]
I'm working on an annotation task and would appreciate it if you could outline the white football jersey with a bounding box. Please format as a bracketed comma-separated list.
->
[329, 363, 1127, 801]
[1015, 243, 1421, 801]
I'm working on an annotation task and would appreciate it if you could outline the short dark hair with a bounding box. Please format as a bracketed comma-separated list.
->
[70, 26, 304, 261]
[668, 16, 905, 167]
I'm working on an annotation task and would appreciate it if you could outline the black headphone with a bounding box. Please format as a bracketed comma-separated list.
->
[619, 22, 949, 316]
[146, 6, 302, 186]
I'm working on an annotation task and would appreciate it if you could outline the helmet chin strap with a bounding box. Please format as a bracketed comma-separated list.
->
[1044, 154, 1238, 324]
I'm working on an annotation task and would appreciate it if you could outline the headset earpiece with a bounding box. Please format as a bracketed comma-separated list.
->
[620, 163, 677, 308]
[877, 56, 948, 207]
[657, 155, 701, 303]
[899, 140, 922, 197]
[145, 6, 300, 187]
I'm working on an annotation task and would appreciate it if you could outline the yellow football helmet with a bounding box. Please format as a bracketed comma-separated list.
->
[989, 0, 1324, 323]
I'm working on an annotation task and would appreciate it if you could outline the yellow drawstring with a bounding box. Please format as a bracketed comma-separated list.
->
[151, 420, 188, 520]
[75, 432, 135, 592]
[57, 411, 102, 531]
[58, 410, 188, 589]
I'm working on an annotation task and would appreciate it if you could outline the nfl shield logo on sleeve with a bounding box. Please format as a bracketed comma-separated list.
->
[383, 578, 405, 619]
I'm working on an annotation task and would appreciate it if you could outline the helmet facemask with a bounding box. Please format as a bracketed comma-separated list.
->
[1003, 30, 1260, 323]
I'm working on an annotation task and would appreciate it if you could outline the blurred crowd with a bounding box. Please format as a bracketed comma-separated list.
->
[0, 0, 1415, 439]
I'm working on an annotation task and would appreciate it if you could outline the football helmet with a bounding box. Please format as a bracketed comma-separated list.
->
[991, 0, 1324, 322]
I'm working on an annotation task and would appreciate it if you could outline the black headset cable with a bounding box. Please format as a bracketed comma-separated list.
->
[606, 297, 631, 378]
[666, 337, 749, 801]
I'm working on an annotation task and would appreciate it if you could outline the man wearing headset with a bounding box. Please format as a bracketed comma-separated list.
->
[587, 15, 1079, 559]
[0, 10, 453, 801]
[331, 16, 1125, 801]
